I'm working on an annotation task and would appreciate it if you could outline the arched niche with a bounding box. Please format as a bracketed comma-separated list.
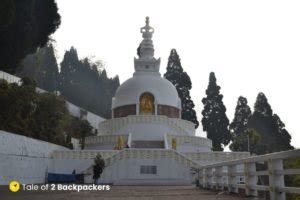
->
[139, 92, 155, 115]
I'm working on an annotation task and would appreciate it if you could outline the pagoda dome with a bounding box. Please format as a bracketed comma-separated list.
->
[112, 73, 181, 109]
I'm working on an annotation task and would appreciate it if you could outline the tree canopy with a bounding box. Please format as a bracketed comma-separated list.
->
[229, 96, 252, 151]
[16, 43, 59, 92]
[201, 72, 231, 151]
[59, 47, 120, 118]
[246, 92, 294, 154]
[16, 46, 119, 119]
[0, 0, 61, 74]
[0, 77, 93, 147]
[164, 49, 199, 128]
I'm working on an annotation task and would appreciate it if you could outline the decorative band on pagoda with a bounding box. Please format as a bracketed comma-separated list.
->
[113, 104, 180, 118]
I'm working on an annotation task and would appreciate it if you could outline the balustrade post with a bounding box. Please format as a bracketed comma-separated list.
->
[206, 168, 213, 189]
[227, 165, 238, 193]
[203, 168, 208, 188]
[216, 166, 224, 190]
[212, 168, 217, 189]
[268, 158, 285, 200]
[198, 169, 203, 188]
[244, 162, 258, 196]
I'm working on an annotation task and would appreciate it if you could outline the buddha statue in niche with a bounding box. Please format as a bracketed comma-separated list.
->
[140, 93, 154, 114]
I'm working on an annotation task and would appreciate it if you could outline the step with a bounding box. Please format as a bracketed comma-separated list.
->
[131, 140, 164, 148]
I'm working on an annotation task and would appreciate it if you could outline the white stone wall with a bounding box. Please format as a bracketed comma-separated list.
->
[0, 71, 21, 84]
[0, 131, 69, 185]
[85, 135, 128, 150]
[98, 158, 193, 185]
[52, 150, 195, 185]
[166, 135, 212, 152]
[66, 101, 106, 130]
[52, 159, 93, 174]
[120, 123, 175, 140]
[176, 145, 210, 152]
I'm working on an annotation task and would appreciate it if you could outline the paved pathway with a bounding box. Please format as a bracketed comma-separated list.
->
[1, 185, 253, 200]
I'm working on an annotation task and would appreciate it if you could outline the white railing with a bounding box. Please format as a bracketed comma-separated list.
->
[197, 149, 300, 200]
[85, 135, 128, 146]
[51, 150, 118, 160]
[184, 151, 250, 164]
[166, 134, 212, 150]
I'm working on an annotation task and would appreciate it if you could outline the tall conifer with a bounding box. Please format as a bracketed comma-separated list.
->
[201, 72, 230, 151]
[229, 96, 252, 151]
[17, 44, 59, 92]
[247, 92, 294, 154]
[164, 49, 199, 128]
[59, 47, 119, 118]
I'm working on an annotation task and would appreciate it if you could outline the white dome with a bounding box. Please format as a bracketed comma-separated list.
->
[112, 73, 181, 109]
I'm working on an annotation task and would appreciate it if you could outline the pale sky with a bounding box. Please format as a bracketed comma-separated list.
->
[53, 0, 300, 148]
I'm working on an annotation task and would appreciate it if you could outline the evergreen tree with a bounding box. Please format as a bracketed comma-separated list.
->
[0, 77, 94, 147]
[0, 77, 37, 137]
[59, 47, 119, 118]
[229, 96, 252, 151]
[36, 44, 59, 91]
[32, 92, 69, 144]
[201, 72, 230, 151]
[16, 44, 59, 92]
[272, 114, 293, 151]
[0, 0, 61, 74]
[247, 92, 294, 154]
[164, 49, 199, 128]
[59, 47, 81, 104]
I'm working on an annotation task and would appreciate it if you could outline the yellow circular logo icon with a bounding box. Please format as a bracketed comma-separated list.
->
[9, 181, 20, 192]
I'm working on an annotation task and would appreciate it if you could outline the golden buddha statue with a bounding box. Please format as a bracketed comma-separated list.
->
[114, 135, 124, 150]
[172, 138, 177, 150]
[140, 93, 154, 114]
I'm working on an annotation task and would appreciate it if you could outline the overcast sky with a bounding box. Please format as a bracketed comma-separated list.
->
[53, 0, 300, 148]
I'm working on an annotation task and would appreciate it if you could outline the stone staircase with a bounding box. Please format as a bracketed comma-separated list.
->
[130, 140, 164, 148]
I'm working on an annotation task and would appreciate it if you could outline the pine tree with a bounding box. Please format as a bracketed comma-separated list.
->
[164, 49, 199, 128]
[37, 44, 59, 91]
[0, 0, 61, 74]
[59, 47, 119, 118]
[229, 96, 252, 151]
[59, 47, 81, 104]
[272, 114, 294, 151]
[201, 72, 230, 151]
[247, 92, 294, 154]
[17, 44, 59, 92]
[248, 92, 274, 154]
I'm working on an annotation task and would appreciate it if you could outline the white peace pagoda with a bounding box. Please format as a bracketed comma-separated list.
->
[51, 17, 249, 185]
[94, 16, 208, 151]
